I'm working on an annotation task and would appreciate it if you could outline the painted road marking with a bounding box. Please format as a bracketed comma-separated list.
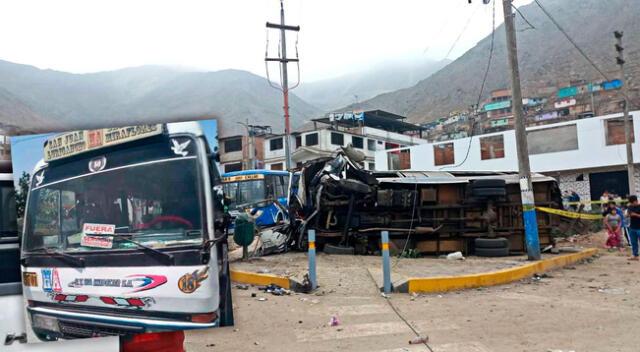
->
[296, 320, 459, 342]
[497, 292, 622, 313]
[307, 303, 389, 316]
[380, 342, 491, 352]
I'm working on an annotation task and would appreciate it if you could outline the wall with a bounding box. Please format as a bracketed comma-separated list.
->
[375, 111, 640, 174]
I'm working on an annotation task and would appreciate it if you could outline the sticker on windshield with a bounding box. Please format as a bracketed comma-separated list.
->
[83, 223, 115, 235]
[81, 235, 114, 249]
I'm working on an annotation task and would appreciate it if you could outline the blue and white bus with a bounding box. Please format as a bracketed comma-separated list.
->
[221, 170, 294, 227]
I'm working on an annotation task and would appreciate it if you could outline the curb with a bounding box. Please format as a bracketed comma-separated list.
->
[399, 248, 598, 293]
[230, 269, 300, 291]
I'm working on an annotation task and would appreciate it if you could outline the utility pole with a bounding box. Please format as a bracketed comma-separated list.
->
[237, 121, 272, 170]
[266, 0, 300, 170]
[237, 120, 254, 170]
[614, 30, 636, 196]
[502, 0, 540, 260]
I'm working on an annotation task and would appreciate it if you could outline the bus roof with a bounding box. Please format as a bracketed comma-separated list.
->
[222, 169, 290, 178]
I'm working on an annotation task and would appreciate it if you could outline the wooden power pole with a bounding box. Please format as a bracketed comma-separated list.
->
[614, 30, 636, 197]
[502, 0, 540, 260]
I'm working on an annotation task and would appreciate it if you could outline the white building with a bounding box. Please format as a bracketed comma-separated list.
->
[375, 111, 640, 205]
[263, 110, 429, 171]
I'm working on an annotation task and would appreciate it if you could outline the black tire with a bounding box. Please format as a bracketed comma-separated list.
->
[475, 247, 510, 257]
[337, 179, 371, 194]
[475, 237, 509, 249]
[323, 243, 355, 255]
[472, 179, 506, 189]
[218, 242, 234, 327]
[472, 187, 506, 197]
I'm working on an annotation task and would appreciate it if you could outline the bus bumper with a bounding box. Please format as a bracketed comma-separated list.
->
[28, 306, 217, 339]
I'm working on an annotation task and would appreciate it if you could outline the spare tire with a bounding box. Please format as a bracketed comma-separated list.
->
[475, 237, 509, 249]
[472, 179, 506, 189]
[475, 247, 510, 257]
[472, 187, 506, 197]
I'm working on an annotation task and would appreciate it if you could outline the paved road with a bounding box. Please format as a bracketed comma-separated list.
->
[186, 251, 639, 351]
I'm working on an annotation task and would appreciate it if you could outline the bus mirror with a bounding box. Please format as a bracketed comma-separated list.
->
[208, 151, 220, 163]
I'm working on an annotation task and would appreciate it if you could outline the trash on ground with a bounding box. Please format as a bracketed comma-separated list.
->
[257, 268, 271, 274]
[446, 251, 465, 260]
[259, 283, 292, 296]
[408, 336, 429, 344]
[329, 316, 339, 326]
[236, 284, 249, 290]
[257, 297, 268, 301]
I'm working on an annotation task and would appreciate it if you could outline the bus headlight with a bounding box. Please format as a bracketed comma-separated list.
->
[32, 314, 60, 333]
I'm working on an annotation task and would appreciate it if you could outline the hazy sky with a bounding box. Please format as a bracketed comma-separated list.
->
[0, 0, 533, 82]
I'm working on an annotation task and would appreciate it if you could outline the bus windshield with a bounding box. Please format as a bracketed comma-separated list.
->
[23, 157, 203, 253]
[223, 180, 265, 209]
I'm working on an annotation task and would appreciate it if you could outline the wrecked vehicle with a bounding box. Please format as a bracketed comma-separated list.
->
[286, 146, 563, 256]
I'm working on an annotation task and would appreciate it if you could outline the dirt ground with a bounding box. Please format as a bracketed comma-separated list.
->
[186, 231, 640, 351]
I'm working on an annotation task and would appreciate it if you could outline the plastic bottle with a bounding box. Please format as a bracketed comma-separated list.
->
[408, 336, 428, 344]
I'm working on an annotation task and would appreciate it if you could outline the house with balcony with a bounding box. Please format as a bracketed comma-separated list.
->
[262, 110, 429, 171]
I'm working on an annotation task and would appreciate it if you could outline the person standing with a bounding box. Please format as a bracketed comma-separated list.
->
[626, 195, 640, 261]
[604, 206, 624, 252]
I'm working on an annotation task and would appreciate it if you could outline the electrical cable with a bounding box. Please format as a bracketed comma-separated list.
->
[391, 180, 419, 270]
[533, 0, 638, 108]
[365, 269, 435, 352]
[444, 4, 482, 60]
[439, 0, 496, 170]
[512, 4, 535, 31]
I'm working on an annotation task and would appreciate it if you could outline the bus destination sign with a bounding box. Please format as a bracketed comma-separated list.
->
[44, 124, 163, 162]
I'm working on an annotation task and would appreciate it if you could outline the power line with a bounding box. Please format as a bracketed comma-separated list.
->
[532, 0, 638, 108]
[512, 4, 535, 31]
[444, 4, 482, 59]
[440, 0, 496, 170]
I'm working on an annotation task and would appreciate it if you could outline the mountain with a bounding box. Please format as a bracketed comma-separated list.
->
[0, 61, 321, 137]
[295, 58, 451, 111]
[346, 0, 640, 123]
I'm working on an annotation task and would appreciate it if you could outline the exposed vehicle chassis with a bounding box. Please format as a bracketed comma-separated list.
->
[284, 147, 563, 256]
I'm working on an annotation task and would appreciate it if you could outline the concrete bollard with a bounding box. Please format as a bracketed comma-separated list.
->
[308, 229, 317, 290]
[381, 231, 391, 294]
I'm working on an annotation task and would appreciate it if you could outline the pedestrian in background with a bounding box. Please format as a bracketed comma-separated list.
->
[621, 203, 631, 246]
[569, 190, 580, 211]
[604, 206, 624, 252]
[626, 195, 640, 261]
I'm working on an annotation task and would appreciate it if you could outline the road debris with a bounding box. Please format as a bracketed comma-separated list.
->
[259, 283, 292, 296]
[329, 316, 339, 326]
[236, 284, 249, 290]
[408, 336, 429, 344]
[446, 251, 465, 260]
[258, 297, 268, 301]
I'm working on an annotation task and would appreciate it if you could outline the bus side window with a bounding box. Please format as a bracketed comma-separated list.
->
[283, 175, 290, 197]
[265, 175, 275, 200]
[276, 176, 286, 198]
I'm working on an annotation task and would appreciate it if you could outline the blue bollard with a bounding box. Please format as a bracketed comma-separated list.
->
[308, 229, 317, 290]
[381, 231, 391, 294]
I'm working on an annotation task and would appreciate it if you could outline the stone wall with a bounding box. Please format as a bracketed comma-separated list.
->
[558, 172, 592, 210]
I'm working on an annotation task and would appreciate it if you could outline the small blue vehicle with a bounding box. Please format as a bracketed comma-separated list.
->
[221, 170, 296, 227]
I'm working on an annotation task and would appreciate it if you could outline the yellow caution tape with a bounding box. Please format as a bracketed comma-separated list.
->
[536, 206, 604, 220]
[564, 199, 627, 205]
